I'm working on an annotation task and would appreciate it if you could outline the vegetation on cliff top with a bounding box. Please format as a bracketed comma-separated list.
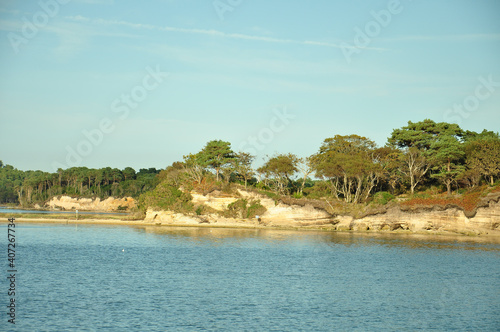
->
[1, 119, 499, 217]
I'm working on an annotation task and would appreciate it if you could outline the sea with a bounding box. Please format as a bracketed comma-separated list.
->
[0, 222, 499, 331]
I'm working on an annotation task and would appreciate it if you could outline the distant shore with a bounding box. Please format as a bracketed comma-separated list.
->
[3, 216, 500, 243]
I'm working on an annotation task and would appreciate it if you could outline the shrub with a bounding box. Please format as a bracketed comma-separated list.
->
[303, 181, 331, 199]
[372, 191, 395, 205]
[138, 181, 193, 213]
[401, 190, 482, 213]
[258, 190, 279, 201]
[224, 199, 266, 219]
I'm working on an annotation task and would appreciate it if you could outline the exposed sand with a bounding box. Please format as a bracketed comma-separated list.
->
[2, 216, 500, 243]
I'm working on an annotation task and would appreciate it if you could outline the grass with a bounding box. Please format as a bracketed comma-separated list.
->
[400, 185, 497, 213]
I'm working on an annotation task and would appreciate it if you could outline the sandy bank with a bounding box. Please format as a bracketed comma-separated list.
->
[2, 216, 500, 243]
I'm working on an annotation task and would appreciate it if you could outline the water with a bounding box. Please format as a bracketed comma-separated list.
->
[0, 207, 128, 215]
[1, 223, 499, 331]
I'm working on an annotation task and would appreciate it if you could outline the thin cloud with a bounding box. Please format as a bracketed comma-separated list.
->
[65, 15, 388, 51]
[381, 33, 500, 42]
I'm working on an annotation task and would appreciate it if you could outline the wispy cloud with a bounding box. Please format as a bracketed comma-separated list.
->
[73, 0, 114, 4]
[381, 33, 500, 42]
[66, 15, 387, 51]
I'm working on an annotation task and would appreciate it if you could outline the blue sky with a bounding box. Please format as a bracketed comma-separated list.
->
[1, 0, 499, 172]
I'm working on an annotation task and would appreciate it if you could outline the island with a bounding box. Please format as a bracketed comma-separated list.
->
[1, 119, 499, 237]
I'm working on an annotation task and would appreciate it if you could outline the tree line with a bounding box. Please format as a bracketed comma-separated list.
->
[155, 119, 500, 205]
[1, 119, 499, 208]
[0, 163, 160, 205]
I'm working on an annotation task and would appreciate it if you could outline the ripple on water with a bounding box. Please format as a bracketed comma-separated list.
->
[1, 224, 499, 331]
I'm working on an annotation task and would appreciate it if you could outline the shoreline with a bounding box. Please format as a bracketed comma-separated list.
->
[3, 216, 500, 243]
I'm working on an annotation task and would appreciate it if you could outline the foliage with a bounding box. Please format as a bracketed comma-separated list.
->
[196, 140, 235, 181]
[464, 136, 500, 185]
[232, 151, 255, 187]
[138, 181, 193, 213]
[388, 119, 464, 150]
[223, 199, 266, 219]
[0, 162, 160, 206]
[311, 134, 381, 203]
[3, 120, 500, 214]
[303, 181, 331, 199]
[257, 153, 299, 195]
[388, 119, 467, 195]
[429, 135, 465, 195]
[257, 189, 280, 201]
[401, 190, 482, 213]
[372, 191, 395, 205]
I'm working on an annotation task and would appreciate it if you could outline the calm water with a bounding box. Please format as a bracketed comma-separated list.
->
[1, 223, 499, 331]
[0, 207, 128, 215]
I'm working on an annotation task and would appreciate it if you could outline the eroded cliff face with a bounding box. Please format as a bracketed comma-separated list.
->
[45, 196, 136, 212]
[144, 189, 331, 227]
[142, 189, 500, 236]
[331, 193, 500, 235]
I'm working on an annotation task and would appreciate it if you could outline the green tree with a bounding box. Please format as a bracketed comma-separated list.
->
[373, 146, 404, 194]
[138, 181, 193, 213]
[388, 119, 463, 150]
[429, 135, 465, 195]
[183, 153, 205, 185]
[464, 136, 500, 185]
[257, 153, 299, 194]
[122, 167, 136, 181]
[233, 152, 255, 188]
[297, 156, 314, 194]
[311, 135, 381, 203]
[196, 140, 235, 181]
[388, 119, 464, 194]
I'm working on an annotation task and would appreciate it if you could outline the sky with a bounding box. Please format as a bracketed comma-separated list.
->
[0, 0, 499, 172]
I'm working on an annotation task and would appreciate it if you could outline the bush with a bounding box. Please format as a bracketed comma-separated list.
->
[258, 190, 279, 201]
[372, 191, 395, 205]
[303, 181, 331, 199]
[223, 199, 267, 219]
[138, 181, 193, 213]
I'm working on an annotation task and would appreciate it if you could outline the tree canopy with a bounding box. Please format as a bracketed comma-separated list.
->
[1, 119, 499, 207]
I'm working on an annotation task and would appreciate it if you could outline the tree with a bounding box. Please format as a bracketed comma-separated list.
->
[464, 136, 500, 185]
[399, 147, 431, 195]
[183, 153, 205, 185]
[122, 167, 136, 181]
[233, 152, 255, 188]
[311, 135, 381, 203]
[257, 153, 299, 194]
[373, 146, 404, 194]
[388, 119, 464, 194]
[388, 119, 463, 150]
[197, 140, 235, 181]
[297, 156, 314, 194]
[429, 135, 465, 195]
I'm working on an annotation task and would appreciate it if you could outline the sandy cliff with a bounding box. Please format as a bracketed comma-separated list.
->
[143, 189, 500, 236]
[46, 196, 136, 212]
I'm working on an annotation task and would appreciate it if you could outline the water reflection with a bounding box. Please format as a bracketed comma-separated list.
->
[132, 226, 500, 252]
